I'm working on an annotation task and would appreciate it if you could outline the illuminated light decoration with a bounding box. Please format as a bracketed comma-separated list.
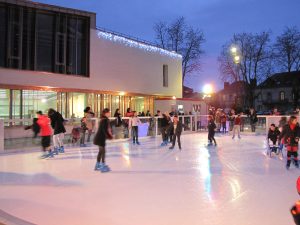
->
[172, 96, 176, 100]
[97, 31, 182, 59]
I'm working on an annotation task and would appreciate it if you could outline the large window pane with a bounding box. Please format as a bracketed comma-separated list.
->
[66, 17, 76, 74]
[8, 7, 22, 68]
[0, 89, 10, 119]
[22, 9, 35, 70]
[77, 18, 88, 76]
[36, 12, 54, 72]
[22, 90, 57, 118]
[0, 5, 7, 67]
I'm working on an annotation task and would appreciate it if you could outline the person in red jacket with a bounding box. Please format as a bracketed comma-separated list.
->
[37, 111, 53, 158]
[280, 116, 300, 169]
[232, 114, 241, 139]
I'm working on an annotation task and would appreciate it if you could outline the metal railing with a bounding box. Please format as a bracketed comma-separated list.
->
[1, 115, 299, 151]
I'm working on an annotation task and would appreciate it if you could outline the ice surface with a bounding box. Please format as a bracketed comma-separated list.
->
[0, 133, 299, 225]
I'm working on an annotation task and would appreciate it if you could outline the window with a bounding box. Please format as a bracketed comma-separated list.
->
[280, 91, 285, 101]
[267, 92, 272, 101]
[0, 3, 90, 76]
[0, 5, 7, 67]
[163, 65, 168, 87]
[36, 12, 55, 72]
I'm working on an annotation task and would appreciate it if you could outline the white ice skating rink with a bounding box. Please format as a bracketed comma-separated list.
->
[0, 133, 299, 225]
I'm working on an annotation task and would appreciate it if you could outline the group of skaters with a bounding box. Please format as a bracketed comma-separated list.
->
[206, 107, 246, 145]
[35, 109, 66, 158]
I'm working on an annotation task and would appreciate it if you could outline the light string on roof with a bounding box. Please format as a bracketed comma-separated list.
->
[97, 31, 182, 59]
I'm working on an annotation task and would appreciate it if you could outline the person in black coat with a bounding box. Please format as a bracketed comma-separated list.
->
[291, 176, 300, 225]
[267, 124, 281, 145]
[248, 108, 258, 132]
[94, 108, 113, 172]
[207, 115, 217, 146]
[279, 116, 300, 169]
[168, 115, 183, 150]
[48, 108, 66, 154]
[114, 108, 122, 127]
[160, 113, 170, 146]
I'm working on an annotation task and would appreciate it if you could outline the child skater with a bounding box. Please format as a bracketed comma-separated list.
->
[36, 111, 53, 158]
[207, 115, 217, 146]
[93, 108, 113, 172]
[168, 115, 183, 150]
[280, 116, 300, 169]
[129, 111, 141, 145]
[267, 123, 281, 154]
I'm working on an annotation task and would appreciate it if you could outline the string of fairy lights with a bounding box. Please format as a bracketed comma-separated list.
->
[97, 31, 182, 60]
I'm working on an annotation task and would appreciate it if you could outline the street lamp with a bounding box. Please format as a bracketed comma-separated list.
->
[203, 84, 213, 97]
[231, 47, 237, 54]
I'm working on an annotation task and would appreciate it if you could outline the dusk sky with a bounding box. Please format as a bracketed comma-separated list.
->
[38, 0, 300, 92]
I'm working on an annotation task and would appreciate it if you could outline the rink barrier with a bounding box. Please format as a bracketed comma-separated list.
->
[1, 115, 300, 151]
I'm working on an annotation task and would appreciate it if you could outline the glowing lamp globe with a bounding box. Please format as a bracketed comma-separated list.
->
[203, 84, 213, 95]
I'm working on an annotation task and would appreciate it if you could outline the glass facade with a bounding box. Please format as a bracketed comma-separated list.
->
[0, 89, 154, 120]
[0, 2, 90, 76]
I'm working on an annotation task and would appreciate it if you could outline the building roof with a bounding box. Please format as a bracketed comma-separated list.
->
[218, 81, 248, 95]
[258, 71, 300, 89]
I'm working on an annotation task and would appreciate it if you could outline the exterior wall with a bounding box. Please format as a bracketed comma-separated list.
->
[154, 99, 208, 115]
[254, 87, 294, 111]
[0, 29, 182, 98]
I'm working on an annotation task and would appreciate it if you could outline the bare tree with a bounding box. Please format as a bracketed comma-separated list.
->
[218, 31, 272, 107]
[274, 26, 300, 73]
[154, 17, 205, 83]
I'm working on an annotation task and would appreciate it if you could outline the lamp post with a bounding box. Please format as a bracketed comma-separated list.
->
[230, 46, 242, 108]
[203, 84, 213, 114]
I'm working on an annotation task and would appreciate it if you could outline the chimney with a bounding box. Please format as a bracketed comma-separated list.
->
[224, 82, 229, 90]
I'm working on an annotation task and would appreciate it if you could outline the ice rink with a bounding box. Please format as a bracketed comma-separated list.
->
[0, 133, 299, 225]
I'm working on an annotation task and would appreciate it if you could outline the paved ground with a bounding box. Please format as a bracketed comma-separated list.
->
[0, 133, 299, 225]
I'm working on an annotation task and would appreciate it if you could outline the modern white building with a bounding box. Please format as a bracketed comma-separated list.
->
[0, 0, 182, 119]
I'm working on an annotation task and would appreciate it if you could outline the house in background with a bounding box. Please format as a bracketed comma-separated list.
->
[212, 81, 248, 111]
[254, 71, 300, 113]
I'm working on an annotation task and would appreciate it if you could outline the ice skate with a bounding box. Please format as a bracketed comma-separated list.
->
[53, 147, 59, 155]
[94, 162, 101, 171]
[136, 142, 140, 145]
[169, 146, 174, 150]
[286, 161, 291, 170]
[59, 146, 65, 153]
[101, 164, 111, 173]
[295, 160, 299, 169]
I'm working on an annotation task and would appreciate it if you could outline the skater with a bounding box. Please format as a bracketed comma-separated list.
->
[36, 111, 53, 158]
[220, 111, 227, 134]
[280, 116, 300, 169]
[267, 124, 281, 154]
[48, 108, 66, 154]
[228, 109, 236, 132]
[248, 108, 258, 132]
[93, 108, 113, 172]
[24, 117, 40, 138]
[207, 115, 217, 146]
[168, 115, 183, 150]
[232, 114, 241, 139]
[80, 107, 95, 146]
[160, 112, 170, 146]
[114, 108, 122, 127]
[129, 111, 141, 145]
